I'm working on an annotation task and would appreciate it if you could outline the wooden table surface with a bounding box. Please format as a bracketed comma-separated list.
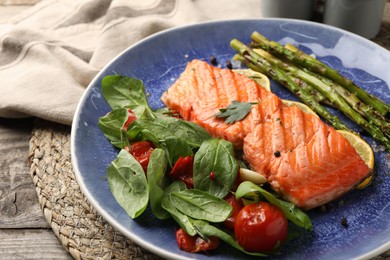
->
[1, 2, 390, 259]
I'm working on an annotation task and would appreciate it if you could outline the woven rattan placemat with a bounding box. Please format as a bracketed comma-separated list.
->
[29, 119, 162, 260]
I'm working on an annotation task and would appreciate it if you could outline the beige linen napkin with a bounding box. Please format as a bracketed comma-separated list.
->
[0, 0, 262, 125]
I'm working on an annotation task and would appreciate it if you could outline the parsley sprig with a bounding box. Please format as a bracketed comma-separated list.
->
[215, 100, 258, 124]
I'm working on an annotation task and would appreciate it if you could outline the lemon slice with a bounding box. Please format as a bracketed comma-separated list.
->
[282, 100, 319, 118]
[337, 130, 374, 189]
[234, 69, 271, 91]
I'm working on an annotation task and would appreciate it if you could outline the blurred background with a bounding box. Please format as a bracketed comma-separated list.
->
[1, 0, 389, 40]
[260, 0, 389, 39]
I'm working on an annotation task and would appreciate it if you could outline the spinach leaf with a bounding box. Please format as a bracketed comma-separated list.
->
[106, 149, 149, 218]
[193, 139, 238, 198]
[236, 181, 313, 230]
[190, 219, 267, 257]
[147, 148, 170, 219]
[164, 136, 194, 167]
[172, 189, 232, 223]
[162, 116, 211, 146]
[161, 181, 197, 236]
[101, 75, 152, 114]
[129, 104, 154, 119]
[127, 115, 211, 148]
[98, 107, 129, 148]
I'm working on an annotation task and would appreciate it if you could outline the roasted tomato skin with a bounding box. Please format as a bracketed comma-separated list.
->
[169, 156, 194, 188]
[224, 193, 244, 230]
[175, 228, 220, 253]
[127, 141, 154, 173]
[123, 109, 137, 130]
[234, 201, 288, 252]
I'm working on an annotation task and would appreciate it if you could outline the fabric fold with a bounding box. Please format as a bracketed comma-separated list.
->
[0, 0, 262, 125]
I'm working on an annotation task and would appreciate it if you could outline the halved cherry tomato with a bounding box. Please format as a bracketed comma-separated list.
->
[224, 192, 244, 230]
[128, 141, 154, 173]
[123, 109, 137, 130]
[175, 228, 220, 253]
[234, 201, 288, 252]
[169, 156, 194, 188]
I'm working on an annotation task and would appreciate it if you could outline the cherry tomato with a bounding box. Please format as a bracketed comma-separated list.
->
[224, 192, 244, 230]
[123, 109, 137, 130]
[175, 228, 220, 253]
[234, 201, 288, 252]
[169, 156, 194, 188]
[128, 141, 154, 173]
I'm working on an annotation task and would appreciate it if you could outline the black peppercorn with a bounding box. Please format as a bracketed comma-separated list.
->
[226, 60, 233, 70]
[341, 217, 348, 228]
[210, 56, 218, 65]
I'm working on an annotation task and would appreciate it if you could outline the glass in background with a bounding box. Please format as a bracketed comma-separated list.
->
[260, 0, 315, 20]
[323, 0, 386, 38]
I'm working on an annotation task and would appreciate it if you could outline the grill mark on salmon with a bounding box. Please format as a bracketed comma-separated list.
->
[161, 60, 370, 210]
[162, 59, 264, 147]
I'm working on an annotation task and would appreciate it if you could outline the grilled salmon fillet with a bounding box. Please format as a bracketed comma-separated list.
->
[161, 59, 370, 210]
[161, 59, 265, 148]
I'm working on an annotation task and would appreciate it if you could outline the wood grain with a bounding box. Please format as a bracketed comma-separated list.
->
[0, 118, 71, 259]
[0, 118, 48, 228]
[0, 229, 72, 259]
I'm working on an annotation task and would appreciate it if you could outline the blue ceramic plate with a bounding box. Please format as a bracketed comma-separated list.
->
[71, 19, 390, 260]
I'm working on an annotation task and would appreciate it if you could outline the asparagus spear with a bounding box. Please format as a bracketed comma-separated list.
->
[249, 46, 390, 149]
[234, 54, 324, 104]
[230, 39, 350, 132]
[235, 53, 332, 106]
[285, 43, 389, 121]
[293, 77, 333, 106]
[311, 71, 390, 138]
[251, 31, 390, 116]
[253, 48, 390, 134]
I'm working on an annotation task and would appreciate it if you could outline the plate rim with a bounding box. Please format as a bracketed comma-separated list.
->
[71, 18, 390, 260]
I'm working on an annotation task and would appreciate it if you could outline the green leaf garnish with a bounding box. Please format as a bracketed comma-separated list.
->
[215, 100, 258, 124]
